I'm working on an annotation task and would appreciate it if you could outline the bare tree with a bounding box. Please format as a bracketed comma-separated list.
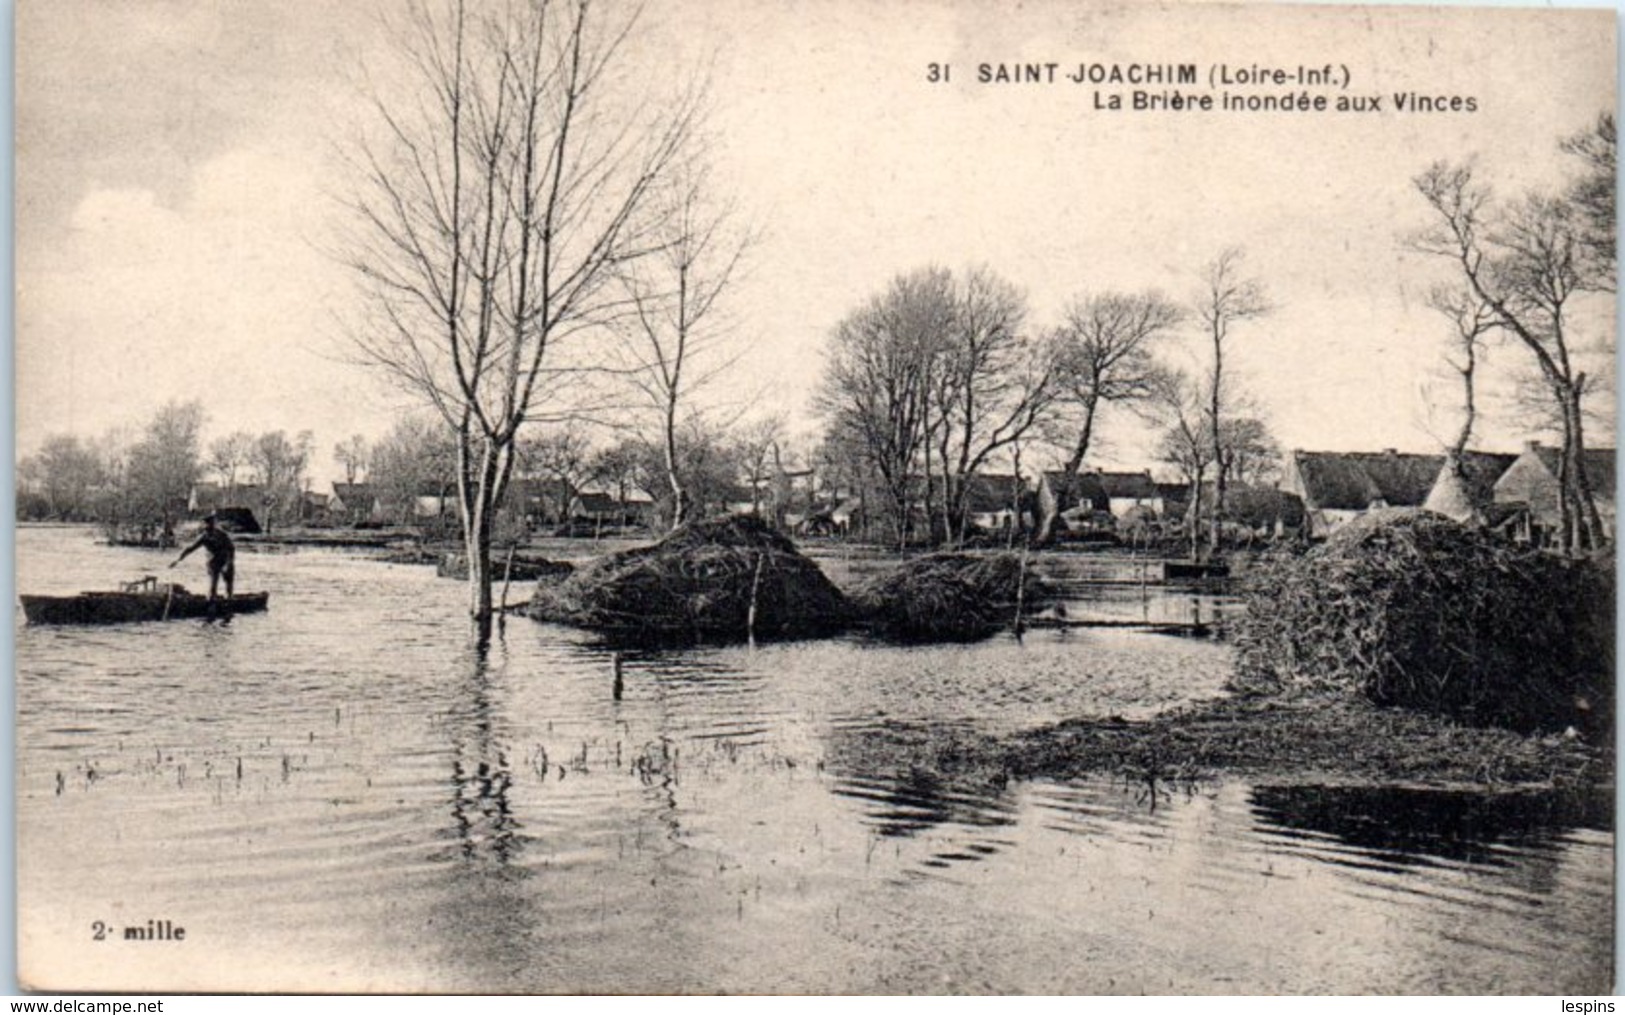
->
[816, 267, 955, 548]
[1041, 289, 1184, 541]
[1150, 371, 1213, 560]
[1413, 159, 1611, 552]
[1426, 284, 1496, 461]
[516, 425, 595, 525]
[1195, 248, 1271, 552]
[111, 400, 205, 546]
[1217, 414, 1281, 489]
[928, 267, 1054, 545]
[19, 434, 109, 521]
[732, 414, 786, 521]
[615, 161, 750, 529]
[370, 416, 458, 526]
[340, 0, 695, 642]
[334, 434, 370, 485]
[208, 431, 257, 491]
[251, 430, 315, 531]
[1561, 113, 1616, 290]
[588, 437, 648, 520]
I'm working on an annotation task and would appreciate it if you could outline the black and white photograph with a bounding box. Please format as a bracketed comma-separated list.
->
[13, 0, 1617, 994]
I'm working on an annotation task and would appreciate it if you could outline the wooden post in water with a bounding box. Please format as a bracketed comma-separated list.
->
[746, 551, 766, 644]
[498, 544, 518, 617]
[1013, 544, 1030, 637]
[612, 653, 624, 701]
[1139, 546, 1150, 622]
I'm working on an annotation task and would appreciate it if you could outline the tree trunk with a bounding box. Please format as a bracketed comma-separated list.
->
[1452, 340, 1478, 460]
[1188, 466, 1206, 561]
[466, 502, 495, 647]
[461, 438, 502, 648]
[1061, 396, 1100, 481]
[1553, 387, 1576, 553]
[1209, 328, 1225, 557]
[664, 389, 687, 530]
[1564, 384, 1605, 553]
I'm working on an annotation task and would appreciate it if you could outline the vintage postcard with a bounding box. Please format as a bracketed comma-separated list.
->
[14, 0, 1616, 995]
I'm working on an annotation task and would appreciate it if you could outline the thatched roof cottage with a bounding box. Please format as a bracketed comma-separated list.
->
[1422, 450, 1519, 526]
[1035, 471, 1110, 532]
[961, 473, 1028, 530]
[1281, 449, 1444, 537]
[1095, 470, 1164, 517]
[1491, 442, 1616, 545]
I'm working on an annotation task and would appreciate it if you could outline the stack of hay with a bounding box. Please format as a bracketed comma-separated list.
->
[525, 516, 850, 643]
[1233, 509, 1613, 732]
[850, 552, 1042, 642]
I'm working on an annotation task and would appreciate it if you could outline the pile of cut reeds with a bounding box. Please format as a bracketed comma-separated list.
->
[525, 515, 850, 644]
[849, 551, 1044, 642]
[1233, 509, 1612, 733]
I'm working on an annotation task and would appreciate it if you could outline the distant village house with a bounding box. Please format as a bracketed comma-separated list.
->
[1281, 449, 1443, 538]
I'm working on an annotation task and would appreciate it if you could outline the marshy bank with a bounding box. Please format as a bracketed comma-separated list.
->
[826, 511, 1614, 794]
[835, 692, 1610, 796]
[519, 511, 1614, 794]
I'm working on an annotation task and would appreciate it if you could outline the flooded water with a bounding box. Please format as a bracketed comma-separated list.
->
[15, 526, 1613, 993]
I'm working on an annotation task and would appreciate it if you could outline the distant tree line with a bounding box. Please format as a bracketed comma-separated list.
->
[18, 400, 320, 542]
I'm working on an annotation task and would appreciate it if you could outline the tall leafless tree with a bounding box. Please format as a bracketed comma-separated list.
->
[733, 413, 787, 521]
[1195, 248, 1271, 553]
[1413, 158, 1611, 553]
[1561, 113, 1616, 290]
[1040, 289, 1184, 542]
[516, 424, 595, 525]
[251, 430, 315, 531]
[339, 0, 695, 643]
[334, 434, 370, 485]
[615, 160, 750, 530]
[1150, 370, 1214, 561]
[817, 267, 955, 548]
[1426, 284, 1496, 462]
[928, 267, 1053, 545]
[208, 431, 257, 491]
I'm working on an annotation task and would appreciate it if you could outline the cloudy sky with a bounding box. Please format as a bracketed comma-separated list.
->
[15, 0, 1617, 482]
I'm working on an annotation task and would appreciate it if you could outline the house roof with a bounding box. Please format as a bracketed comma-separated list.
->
[1292, 450, 1444, 511]
[1225, 485, 1306, 527]
[961, 473, 1024, 514]
[1531, 445, 1616, 499]
[1155, 482, 1190, 503]
[332, 482, 375, 501]
[193, 482, 265, 509]
[571, 492, 625, 515]
[576, 483, 656, 505]
[1427, 451, 1520, 519]
[1041, 471, 1109, 511]
[1096, 470, 1159, 500]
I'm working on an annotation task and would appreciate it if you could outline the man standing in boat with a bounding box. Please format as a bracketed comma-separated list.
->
[170, 513, 235, 607]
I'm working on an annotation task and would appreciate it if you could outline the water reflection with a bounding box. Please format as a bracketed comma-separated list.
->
[443, 650, 524, 869]
[820, 721, 1018, 880]
[15, 529, 1614, 993]
[1249, 784, 1612, 869]
[835, 767, 1016, 840]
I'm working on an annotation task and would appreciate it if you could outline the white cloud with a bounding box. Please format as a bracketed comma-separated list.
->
[19, 144, 366, 466]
